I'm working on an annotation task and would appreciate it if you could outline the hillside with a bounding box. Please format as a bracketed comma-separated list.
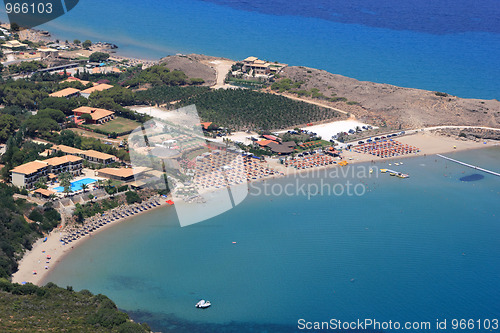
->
[159, 55, 217, 86]
[0, 280, 149, 332]
[281, 66, 500, 129]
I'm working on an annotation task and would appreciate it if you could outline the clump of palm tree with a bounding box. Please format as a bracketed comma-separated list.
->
[58, 172, 74, 197]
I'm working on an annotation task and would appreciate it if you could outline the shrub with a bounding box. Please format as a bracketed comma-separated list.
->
[125, 191, 141, 204]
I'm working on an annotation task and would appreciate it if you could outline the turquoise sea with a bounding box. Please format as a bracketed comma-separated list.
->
[1, 0, 499, 99]
[4, 1, 499, 330]
[44, 147, 500, 332]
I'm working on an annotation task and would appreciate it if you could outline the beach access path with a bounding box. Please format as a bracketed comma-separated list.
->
[209, 59, 235, 89]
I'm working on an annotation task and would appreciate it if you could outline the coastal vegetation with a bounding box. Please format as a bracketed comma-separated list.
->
[89, 52, 110, 63]
[0, 280, 150, 332]
[123, 64, 202, 88]
[135, 85, 210, 105]
[270, 77, 353, 104]
[74, 199, 121, 223]
[0, 184, 60, 279]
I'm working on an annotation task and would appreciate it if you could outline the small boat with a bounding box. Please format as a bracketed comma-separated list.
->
[397, 173, 409, 179]
[389, 172, 396, 176]
[369, 168, 373, 174]
[195, 300, 211, 308]
[380, 169, 388, 173]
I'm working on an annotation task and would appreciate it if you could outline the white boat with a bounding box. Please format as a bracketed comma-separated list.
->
[195, 300, 211, 308]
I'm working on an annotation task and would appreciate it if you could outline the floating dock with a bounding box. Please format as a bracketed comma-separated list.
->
[437, 154, 500, 177]
[380, 169, 409, 178]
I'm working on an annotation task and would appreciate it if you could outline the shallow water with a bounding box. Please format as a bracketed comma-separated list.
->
[45, 148, 500, 332]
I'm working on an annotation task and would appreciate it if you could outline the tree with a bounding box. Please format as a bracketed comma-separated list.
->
[0, 114, 19, 143]
[73, 39, 81, 45]
[82, 40, 92, 49]
[125, 191, 141, 204]
[80, 113, 92, 123]
[81, 183, 89, 193]
[10, 23, 20, 32]
[89, 52, 110, 63]
[34, 176, 48, 189]
[37, 108, 66, 123]
[58, 172, 73, 197]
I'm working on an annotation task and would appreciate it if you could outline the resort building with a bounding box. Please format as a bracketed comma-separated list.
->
[50, 145, 117, 165]
[242, 57, 270, 75]
[45, 155, 83, 177]
[84, 150, 116, 165]
[37, 47, 59, 59]
[49, 87, 81, 98]
[242, 56, 287, 75]
[80, 83, 114, 98]
[72, 106, 115, 124]
[11, 155, 83, 189]
[33, 188, 56, 199]
[2, 40, 27, 49]
[267, 141, 296, 155]
[11, 161, 49, 189]
[97, 167, 151, 182]
[61, 77, 91, 86]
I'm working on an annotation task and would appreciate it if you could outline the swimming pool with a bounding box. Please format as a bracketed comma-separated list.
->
[54, 178, 97, 192]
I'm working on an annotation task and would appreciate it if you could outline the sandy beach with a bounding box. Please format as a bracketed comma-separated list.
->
[12, 196, 170, 286]
[341, 131, 497, 164]
[11, 132, 497, 286]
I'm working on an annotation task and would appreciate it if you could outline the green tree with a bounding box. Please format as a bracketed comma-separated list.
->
[34, 176, 48, 189]
[10, 22, 20, 31]
[80, 113, 92, 123]
[89, 52, 110, 63]
[0, 114, 19, 143]
[125, 191, 141, 204]
[58, 172, 73, 197]
[82, 40, 92, 49]
[73, 39, 81, 45]
[37, 108, 66, 123]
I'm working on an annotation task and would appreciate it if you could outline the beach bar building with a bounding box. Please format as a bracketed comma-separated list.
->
[97, 167, 151, 182]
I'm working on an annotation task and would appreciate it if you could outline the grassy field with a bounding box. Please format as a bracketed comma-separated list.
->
[87, 116, 140, 134]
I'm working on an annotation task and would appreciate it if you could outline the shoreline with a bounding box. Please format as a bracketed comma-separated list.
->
[11, 134, 497, 286]
[12, 195, 171, 286]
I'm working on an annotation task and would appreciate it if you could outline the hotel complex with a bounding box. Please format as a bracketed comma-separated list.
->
[50, 145, 117, 165]
[10, 145, 117, 189]
[11, 155, 83, 189]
